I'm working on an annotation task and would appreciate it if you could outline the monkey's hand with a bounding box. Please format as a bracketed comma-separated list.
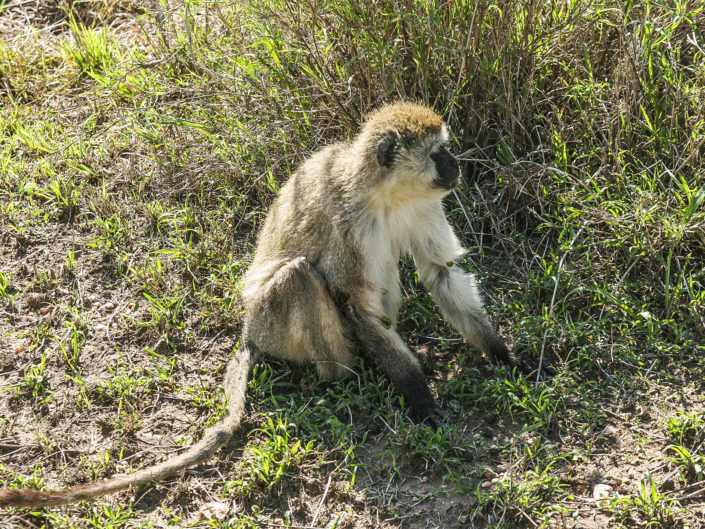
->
[508, 349, 558, 380]
[488, 337, 556, 379]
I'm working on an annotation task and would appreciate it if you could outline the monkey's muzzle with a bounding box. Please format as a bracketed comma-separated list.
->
[431, 147, 460, 189]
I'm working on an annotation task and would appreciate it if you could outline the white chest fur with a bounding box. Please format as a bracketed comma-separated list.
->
[356, 196, 444, 324]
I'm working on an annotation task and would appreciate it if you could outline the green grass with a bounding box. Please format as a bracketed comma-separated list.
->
[0, 0, 703, 527]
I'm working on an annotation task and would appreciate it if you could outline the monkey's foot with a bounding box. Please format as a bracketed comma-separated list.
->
[413, 403, 447, 429]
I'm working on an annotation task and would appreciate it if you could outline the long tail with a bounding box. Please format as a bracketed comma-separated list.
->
[0, 345, 255, 509]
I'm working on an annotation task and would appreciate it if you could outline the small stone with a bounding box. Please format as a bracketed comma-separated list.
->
[603, 425, 619, 438]
[196, 501, 231, 521]
[593, 483, 613, 499]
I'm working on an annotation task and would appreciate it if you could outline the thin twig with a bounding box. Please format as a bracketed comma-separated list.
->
[311, 475, 332, 527]
[671, 485, 705, 502]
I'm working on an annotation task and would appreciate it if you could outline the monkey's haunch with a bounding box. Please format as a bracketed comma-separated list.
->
[0, 346, 254, 509]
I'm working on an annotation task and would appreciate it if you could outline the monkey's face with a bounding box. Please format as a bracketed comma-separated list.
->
[429, 144, 460, 190]
[376, 129, 460, 197]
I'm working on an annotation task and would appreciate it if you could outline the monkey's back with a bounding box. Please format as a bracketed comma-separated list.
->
[242, 142, 369, 305]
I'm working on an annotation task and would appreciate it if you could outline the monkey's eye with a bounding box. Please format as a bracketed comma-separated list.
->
[430, 144, 449, 157]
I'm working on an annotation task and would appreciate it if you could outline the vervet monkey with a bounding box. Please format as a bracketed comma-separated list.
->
[0, 102, 519, 509]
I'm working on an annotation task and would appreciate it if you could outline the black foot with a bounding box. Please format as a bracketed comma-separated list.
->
[396, 368, 447, 428]
[413, 403, 447, 429]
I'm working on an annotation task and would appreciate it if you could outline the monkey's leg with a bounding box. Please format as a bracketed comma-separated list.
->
[344, 300, 444, 426]
[415, 260, 511, 366]
[244, 257, 353, 380]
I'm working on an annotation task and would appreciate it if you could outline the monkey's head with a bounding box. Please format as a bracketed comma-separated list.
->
[360, 102, 460, 197]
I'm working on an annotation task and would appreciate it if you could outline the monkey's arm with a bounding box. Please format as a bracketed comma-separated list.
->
[410, 214, 512, 367]
[416, 257, 512, 365]
[344, 300, 444, 427]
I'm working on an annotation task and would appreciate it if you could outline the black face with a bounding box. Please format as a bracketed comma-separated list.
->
[430, 146, 460, 189]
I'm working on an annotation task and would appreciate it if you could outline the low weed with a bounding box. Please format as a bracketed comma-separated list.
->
[63, 18, 122, 77]
[611, 474, 683, 528]
[665, 410, 705, 483]
[667, 410, 705, 446]
[15, 353, 50, 400]
[88, 215, 127, 256]
[224, 416, 316, 497]
[0, 270, 16, 310]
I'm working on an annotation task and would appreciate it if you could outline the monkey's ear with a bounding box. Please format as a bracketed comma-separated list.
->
[376, 133, 397, 168]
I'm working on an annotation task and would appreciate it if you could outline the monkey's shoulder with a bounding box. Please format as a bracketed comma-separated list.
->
[283, 141, 373, 193]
